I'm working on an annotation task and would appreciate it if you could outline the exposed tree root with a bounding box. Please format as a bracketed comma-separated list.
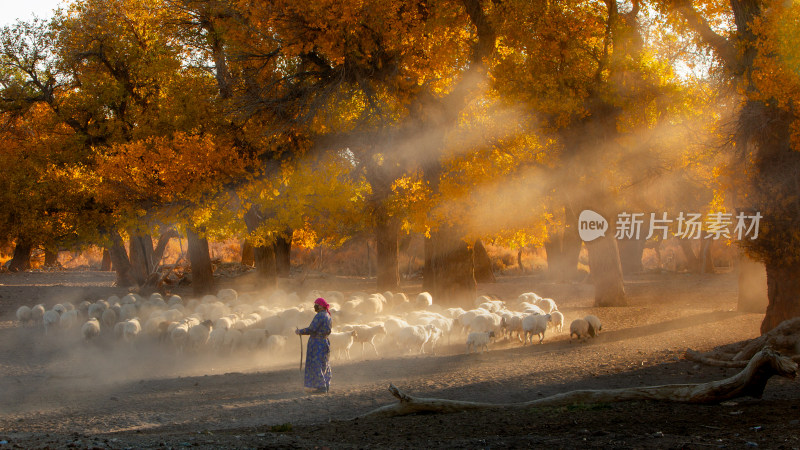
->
[359, 348, 797, 418]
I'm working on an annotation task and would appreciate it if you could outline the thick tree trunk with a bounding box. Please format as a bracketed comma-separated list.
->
[618, 239, 645, 275]
[100, 249, 112, 271]
[108, 230, 135, 287]
[128, 233, 155, 285]
[375, 214, 400, 291]
[8, 238, 32, 272]
[700, 239, 715, 273]
[43, 249, 59, 267]
[244, 207, 278, 289]
[587, 235, 627, 306]
[241, 241, 255, 266]
[473, 239, 495, 283]
[253, 244, 278, 290]
[544, 231, 564, 280]
[737, 252, 768, 313]
[761, 262, 800, 334]
[427, 227, 476, 307]
[423, 237, 434, 292]
[275, 228, 292, 276]
[187, 227, 214, 296]
[679, 239, 701, 273]
[360, 348, 797, 418]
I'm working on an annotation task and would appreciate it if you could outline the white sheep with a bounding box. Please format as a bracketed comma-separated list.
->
[549, 311, 565, 333]
[122, 318, 141, 342]
[16, 305, 32, 325]
[81, 318, 101, 341]
[342, 324, 386, 358]
[87, 302, 106, 320]
[223, 328, 243, 352]
[466, 331, 495, 354]
[394, 325, 430, 355]
[101, 308, 118, 330]
[501, 313, 525, 342]
[522, 313, 551, 345]
[187, 319, 214, 350]
[425, 324, 444, 354]
[217, 288, 238, 303]
[415, 292, 433, 308]
[241, 328, 270, 350]
[42, 309, 61, 335]
[329, 330, 358, 360]
[584, 315, 602, 336]
[536, 298, 558, 314]
[59, 309, 79, 330]
[31, 304, 45, 323]
[569, 319, 591, 341]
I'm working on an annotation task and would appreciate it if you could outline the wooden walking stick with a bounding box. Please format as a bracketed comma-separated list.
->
[298, 331, 304, 372]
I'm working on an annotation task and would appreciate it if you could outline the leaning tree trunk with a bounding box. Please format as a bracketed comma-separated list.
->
[375, 211, 400, 291]
[274, 228, 292, 276]
[8, 238, 32, 272]
[107, 230, 135, 287]
[761, 261, 800, 334]
[187, 227, 214, 296]
[587, 235, 627, 307]
[360, 348, 798, 418]
[427, 227, 476, 307]
[618, 239, 645, 275]
[43, 248, 59, 267]
[737, 252, 768, 313]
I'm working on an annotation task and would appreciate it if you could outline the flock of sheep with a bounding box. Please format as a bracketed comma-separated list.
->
[13, 288, 603, 360]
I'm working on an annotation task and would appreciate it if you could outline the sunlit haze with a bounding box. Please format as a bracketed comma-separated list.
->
[1, 0, 64, 26]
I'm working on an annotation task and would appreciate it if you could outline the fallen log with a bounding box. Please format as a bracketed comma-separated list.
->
[733, 317, 800, 361]
[360, 347, 797, 418]
[686, 348, 800, 368]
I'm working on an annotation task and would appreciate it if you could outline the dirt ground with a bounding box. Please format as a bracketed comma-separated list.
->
[0, 269, 798, 449]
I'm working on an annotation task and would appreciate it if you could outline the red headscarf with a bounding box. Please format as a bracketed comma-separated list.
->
[314, 297, 331, 315]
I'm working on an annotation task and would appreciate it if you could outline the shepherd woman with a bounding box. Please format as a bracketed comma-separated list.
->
[295, 297, 332, 393]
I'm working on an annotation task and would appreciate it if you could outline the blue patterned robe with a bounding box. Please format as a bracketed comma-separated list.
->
[297, 310, 332, 391]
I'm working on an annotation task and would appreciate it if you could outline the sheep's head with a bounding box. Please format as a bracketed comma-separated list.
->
[201, 319, 214, 328]
[488, 331, 496, 338]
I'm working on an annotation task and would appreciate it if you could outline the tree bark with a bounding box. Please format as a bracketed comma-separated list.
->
[679, 239, 701, 273]
[274, 228, 292, 276]
[423, 237, 434, 292]
[153, 229, 178, 266]
[761, 263, 800, 334]
[375, 213, 400, 291]
[360, 348, 797, 418]
[8, 238, 32, 272]
[473, 239, 495, 283]
[587, 235, 627, 306]
[43, 248, 59, 267]
[108, 230, 136, 287]
[253, 244, 278, 290]
[618, 238, 645, 275]
[241, 241, 255, 266]
[737, 252, 768, 313]
[100, 249, 112, 271]
[128, 233, 155, 285]
[427, 227, 476, 307]
[244, 207, 278, 289]
[187, 227, 214, 296]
